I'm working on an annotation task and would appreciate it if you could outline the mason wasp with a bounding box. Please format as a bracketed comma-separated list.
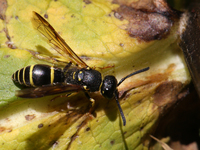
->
[12, 11, 149, 126]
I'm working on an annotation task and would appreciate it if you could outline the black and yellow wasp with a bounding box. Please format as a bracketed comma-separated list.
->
[12, 11, 149, 126]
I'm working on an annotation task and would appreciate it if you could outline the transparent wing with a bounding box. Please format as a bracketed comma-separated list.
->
[15, 83, 83, 98]
[31, 11, 88, 68]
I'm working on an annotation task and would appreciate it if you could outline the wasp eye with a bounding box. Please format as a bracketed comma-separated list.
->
[101, 75, 117, 99]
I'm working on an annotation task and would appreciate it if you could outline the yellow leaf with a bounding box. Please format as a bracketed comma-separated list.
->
[0, 0, 191, 149]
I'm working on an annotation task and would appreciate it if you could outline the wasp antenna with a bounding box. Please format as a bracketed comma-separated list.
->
[114, 90, 126, 126]
[117, 67, 149, 87]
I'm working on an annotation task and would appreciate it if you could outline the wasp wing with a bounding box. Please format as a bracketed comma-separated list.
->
[31, 11, 88, 68]
[15, 84, 83, 98]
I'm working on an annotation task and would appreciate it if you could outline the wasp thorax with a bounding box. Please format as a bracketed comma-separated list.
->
[101, 75, 118, 99]
[78, 68, 102, 92]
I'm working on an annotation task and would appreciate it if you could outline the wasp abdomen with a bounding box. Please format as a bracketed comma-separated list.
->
[12, 64, 64, 87]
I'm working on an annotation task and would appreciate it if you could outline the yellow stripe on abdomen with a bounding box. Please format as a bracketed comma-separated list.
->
[29, 65, 36, 87]
[17, 69, 21, 84]
[50, 66, 54, 85]
[23, 67, 28, 86]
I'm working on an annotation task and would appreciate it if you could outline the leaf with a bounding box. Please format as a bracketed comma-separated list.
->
[0, 0, 191, 150]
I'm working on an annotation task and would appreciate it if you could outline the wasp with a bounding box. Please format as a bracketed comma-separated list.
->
[12, 11, 149, 126]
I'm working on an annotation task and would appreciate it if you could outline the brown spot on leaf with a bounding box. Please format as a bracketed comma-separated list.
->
[0, 127, 6, 132]
[147, 63, 176, 83]
[153, 81, 183, 109]
[0, 126, 12, 133]
[121, 92, 131, 100]
[119, 64, 176, 98]
[114, 11, 123, 20]
[38, 123, 44, 128]
[119, 43, 124, 47]
[4, 55, 10, 58]
[7, 42, 17, 49]
[71, 14, 75, 18]
[4, 27, 17, 49]
[115, 5, 172, 41]
[108, 13, 111, 17]
[86, 127, 90, 131]
[110, 140, 115, 145]
[25, 114, 36, 121]
[113, 0, 175, 13]
[113, 0, 180, 41]
[140, 126, 144, 131]
[4, 28, 10, 40]
[152, 84, 199, 148]
[83, 0, 91, 4]
[67, 113, 93, 149]
[0, 0, 7, 20]
[44, 14, 48, 19]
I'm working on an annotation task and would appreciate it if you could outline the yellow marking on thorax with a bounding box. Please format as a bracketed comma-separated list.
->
[78, 71, 83, 81]
[83, 85, 89, 90]
[30, 65, 36, 87]
[99, 76, 103, 91]
[23, 67, 29, 86]
[50, 66, 54, 85]
[73, 72, 76, 80]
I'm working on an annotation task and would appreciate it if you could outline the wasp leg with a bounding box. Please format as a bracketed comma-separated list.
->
[51, 93, 81, 112]
[50, 93, 72, 101]
[27, 50, 68, 66]
[28, 50, 59, 63]
[84, 92, 95, 113]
